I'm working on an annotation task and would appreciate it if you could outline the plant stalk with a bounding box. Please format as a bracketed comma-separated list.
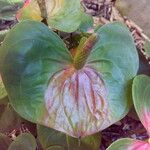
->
[74, 34, 98, 70]
[36, 0, 48, 25]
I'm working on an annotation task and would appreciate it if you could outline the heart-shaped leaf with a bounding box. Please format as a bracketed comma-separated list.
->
[0, 21, 139, 137]
[0, 74, 7, 100]
[107, 138, 150, 150]
[0, 133, 12, 150]
[8, 133, 37, 150]
[132, 75, 150, 135]
[17, 0, 82, 32]
[67, 132, 101, 150]
[37, 125, 101, 150]
[0, 0, 23, 20]
[78, 12, 93, 32]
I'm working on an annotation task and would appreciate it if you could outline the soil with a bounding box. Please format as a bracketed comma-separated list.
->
[100, 115, 148, 149]
[116, 0, 150, 37]
[0, 19, 17, 31]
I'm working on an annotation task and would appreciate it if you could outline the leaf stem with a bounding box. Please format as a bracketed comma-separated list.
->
[74, 34, 98, 70]
[36, 0, 48, 25]
[78, 137, 81, 147]
[66, 134, 70, 150]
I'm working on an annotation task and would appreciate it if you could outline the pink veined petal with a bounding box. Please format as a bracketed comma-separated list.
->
[44, 65, 109, 137]
[128, 140, 150, 150]
[141, 109, 150, 136]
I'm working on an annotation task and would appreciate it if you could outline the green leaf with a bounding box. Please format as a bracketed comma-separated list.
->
[67, 132, 101, 150]
[0, 0, 23, 20]
[37, 125, 101, 150]
[48, 0, 82, 32]
[132, 75, 150, 135]
[79, 12, 93, 32]
[0, 21, 139, 137]
[17, 0, 82, 32]
[107, 138, 150, 150]
[0, 133, 12, 150]
[37, 125, 68, 150]
[144, 41, 150, 57]
[0, 74, 7, 100]
[8, 133, 37, 150]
